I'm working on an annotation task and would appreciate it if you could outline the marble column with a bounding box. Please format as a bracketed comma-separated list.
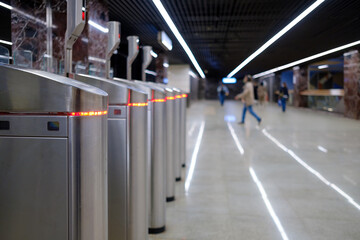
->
[11, 0, 108, 76]
[293, 66, 308, 107]
[344, 50, 360, 119]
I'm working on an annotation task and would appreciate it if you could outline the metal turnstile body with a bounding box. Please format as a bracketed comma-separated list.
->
[180, 91, 187, 168]
[147, 83, 176, 202]
[172, 88, 182, 181]
[133, 80, 167, 233]
[0, 65, 108, 240]
[75, 74, 148, 240]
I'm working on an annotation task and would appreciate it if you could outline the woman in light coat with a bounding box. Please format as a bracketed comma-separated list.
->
[235, 75, 262, 124]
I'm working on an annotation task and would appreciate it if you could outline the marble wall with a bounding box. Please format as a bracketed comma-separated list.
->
[11, 0, 108, 76]
[293, 67, 308, 107]
[344, 50, 360, 119]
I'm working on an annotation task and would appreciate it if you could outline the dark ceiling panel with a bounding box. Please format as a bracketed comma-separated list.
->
[108, 0, 360, 79]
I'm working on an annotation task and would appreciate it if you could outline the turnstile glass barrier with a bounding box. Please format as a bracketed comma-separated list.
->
[74, 74, 148, 240]
[0, 65, 109, 240]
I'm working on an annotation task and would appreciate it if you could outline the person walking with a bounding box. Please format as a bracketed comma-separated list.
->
[257, 81, 267, 105]
[279, 82, 289, 112]
[217, 82, 229, 106]
[235, 75, 262, 124]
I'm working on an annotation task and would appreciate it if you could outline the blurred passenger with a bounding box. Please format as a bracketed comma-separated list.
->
[235, 75, 262, 124]
[279, 82, 289, 112]
[217, 82, 229, 106]
[257, 81, 267, 105]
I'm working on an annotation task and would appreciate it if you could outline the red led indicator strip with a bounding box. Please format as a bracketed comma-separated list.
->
[166, 96, 175, 100]
[70, 111, 108, 117]
[128, 103, 148, 107]
[175, 95, 183, 99]
[151, 99, 166, 103]
[82, 11, 85, 21]
[182, 94, 188, 98]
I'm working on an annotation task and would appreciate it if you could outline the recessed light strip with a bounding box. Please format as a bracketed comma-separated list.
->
[253, 40, 360, 78]
[0, 39, 12, 46]
[152, 0, 205, 79]
[227, 0, 326, 78]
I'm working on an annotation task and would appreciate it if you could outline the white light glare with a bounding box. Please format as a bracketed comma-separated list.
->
[150, 50, 158, 58]
[163, 63, 169, 68]
[0, 39, 12, 46]
[189, 71, 197, 78]
[187, 122, 196, 136]
[88, 20, 108, 33]
[249, 167, 289, 240]
[228, 0, 326, 78]
[317, 146, 328, 153]
[227, 122, 244, 155]
[152, 0, 205, 79]
[318, 65, 328, 69]
[145, 70, 157, 76]
[253, 40, 360, 78]
[262, 129, 360, 211]
[185, 121, 205, 192]
[89, 56, 106, 63]
[0, 2, 13, 10]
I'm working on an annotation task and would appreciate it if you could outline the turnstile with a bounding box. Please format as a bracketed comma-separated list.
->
[116, 79, 167, 233]
[180, 91, 187, 168]
[75, 74, 148, 240]
[0, 65, 108, 240]
[146, 84, 176, 201]
[151, 84, 187, 182]
[172, 88, 182, 181]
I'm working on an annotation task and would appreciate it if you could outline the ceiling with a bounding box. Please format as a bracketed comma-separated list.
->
[110, 1, 359, 79]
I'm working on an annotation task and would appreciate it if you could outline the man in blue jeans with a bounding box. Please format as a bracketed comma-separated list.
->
[217, 83, 229, 106]
[235, 75, 262, 124]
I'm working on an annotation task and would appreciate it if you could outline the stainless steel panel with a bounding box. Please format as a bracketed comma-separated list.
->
[75, 74, 131, 105]
[180, 96, 187, 167]
[114, 78, 152, 99]
[0, 116, 67, 137]
[0, 136, 68, 240]
[108, 118, 127, 240]
[149, 98, 166, 229]
[68, 115, 108, 240]
[128, 104, 148, 240]
[0, 65, 108, 113]
[173, 96, 181, 181]
[165, 90, 175, 199]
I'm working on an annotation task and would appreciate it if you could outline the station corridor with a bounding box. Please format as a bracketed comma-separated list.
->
[150, 100, 360, 240]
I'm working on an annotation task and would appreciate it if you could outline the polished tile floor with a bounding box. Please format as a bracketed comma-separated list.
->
[150, 100, 360, 240]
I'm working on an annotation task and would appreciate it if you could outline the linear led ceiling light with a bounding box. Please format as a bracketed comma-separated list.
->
[0, 2, 12, 10]
[152, 0, 205, 78]
[88, 20, 108, 33]
[0, 39, 12, 46]
[227, 0, 326, 78]
[253, 40, 360, 78]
